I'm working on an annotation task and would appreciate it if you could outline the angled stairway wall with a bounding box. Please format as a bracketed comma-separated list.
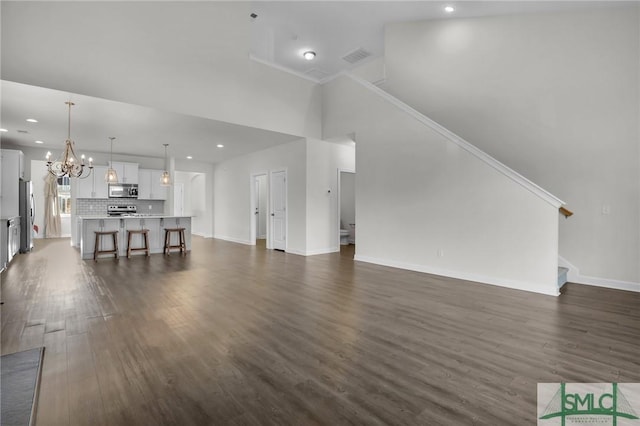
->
[379, 5, 640, 290]
[323, 73, 564, 296]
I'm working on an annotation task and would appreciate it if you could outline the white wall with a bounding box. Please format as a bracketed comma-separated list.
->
[214, 139, 307, 253]
[173, 171, 208, 237]
[2, 2, 321, 139]
[305, 139, 356, 254]
[174, 159, 214, 238]
[323, 75, 561, 295]
[382, 5, 640, 284]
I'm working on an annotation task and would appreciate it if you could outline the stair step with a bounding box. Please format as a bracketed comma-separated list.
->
[558, 266, 569, 288]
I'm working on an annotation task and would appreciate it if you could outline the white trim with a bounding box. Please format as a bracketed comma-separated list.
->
[559, 256, 640, 293]
[249, 54, 320, 84]
[287, 247, 340, 257]
[213, 235, 254, 246]
[192, 232, 213, 238]
[354, 254, 560, 297]
[337, 72, 565, 209]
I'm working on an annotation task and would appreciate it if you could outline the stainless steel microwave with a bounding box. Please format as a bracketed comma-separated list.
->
[108, 183, 138, 198]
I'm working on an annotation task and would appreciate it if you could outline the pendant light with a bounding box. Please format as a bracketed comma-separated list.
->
[160, 143, 171, 186]
[45, 101, 93, 179]
[105, 137, 118, 183]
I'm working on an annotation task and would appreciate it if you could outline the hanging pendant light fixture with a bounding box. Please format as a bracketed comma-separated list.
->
[46, 102, 93, 179]
[160, 143, 171, 186]
[105, 137, 119, 183]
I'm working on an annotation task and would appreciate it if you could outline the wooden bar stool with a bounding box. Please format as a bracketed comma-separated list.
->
[127, 229, 150, 258]
[163, 228, 186, 255]
[94, 230, 119, 261]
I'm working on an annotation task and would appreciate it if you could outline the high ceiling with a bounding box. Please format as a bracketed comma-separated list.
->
[0, 81, 301, 162]
[249, 1, 613, 81]
[1, 1, 614, 163]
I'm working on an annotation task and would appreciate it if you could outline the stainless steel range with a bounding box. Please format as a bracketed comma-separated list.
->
[107, 205, 137, 216]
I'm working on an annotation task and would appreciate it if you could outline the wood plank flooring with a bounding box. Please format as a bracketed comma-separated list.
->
[1, 237, 639, 425]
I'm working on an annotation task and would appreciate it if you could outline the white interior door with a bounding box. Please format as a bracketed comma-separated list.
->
[270, 170, 286, 251]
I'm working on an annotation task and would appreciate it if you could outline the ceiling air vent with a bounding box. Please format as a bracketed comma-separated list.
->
[305, 68, 329, 80]
[17, 129, 29, 134]
[342, 48, 372, 64]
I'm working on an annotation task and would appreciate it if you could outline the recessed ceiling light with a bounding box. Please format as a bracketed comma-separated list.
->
[217, 144, 224, 148]
[186, 156, 193, 159]
[26, 118, 38, 123]
[0, 128, 7, 132]
[444, 6, 455, 13]
[35, 140, 44, 144]
[303, 51, 316, 61]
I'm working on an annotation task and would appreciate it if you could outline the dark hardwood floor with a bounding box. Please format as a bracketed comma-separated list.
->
[1, 237, 639, 425]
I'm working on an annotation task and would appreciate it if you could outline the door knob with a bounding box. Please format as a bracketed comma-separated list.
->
[271, 213, 275, 216]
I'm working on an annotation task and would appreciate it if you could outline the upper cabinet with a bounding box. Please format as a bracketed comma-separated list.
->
[0, 149, 25, 217]
[109, 161, 139, 184]
[74, 165, 109, 199]
[138, 169, 167, 200]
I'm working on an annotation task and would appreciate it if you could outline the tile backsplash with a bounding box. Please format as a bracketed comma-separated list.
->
[76, 199, 165, 216]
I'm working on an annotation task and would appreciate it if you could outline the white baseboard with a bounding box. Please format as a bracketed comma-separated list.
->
[213, 235, 254, 245]
[354, 254, 559, 296]
[305, 247, 340, 256]
[287, 247, 340, 256]
[192, 232, 213, 238]
[558, 256, 640, 293]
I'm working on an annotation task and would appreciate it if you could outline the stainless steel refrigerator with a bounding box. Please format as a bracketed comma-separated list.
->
[19, 180, 34, 253]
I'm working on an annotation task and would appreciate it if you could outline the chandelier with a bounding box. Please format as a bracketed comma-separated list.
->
[46, 101, 93, 179]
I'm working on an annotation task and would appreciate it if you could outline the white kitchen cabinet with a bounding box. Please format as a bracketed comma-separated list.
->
[109, 161, 139, 184]
[74, 165, 109, 199]
[7, 217, 20, 264]
[0, 217, 19, 270]
[1, 149, 25, 218]
[138, 169, 167, 200]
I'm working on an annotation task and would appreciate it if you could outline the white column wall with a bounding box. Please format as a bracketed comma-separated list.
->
[304, 139, 356, 255]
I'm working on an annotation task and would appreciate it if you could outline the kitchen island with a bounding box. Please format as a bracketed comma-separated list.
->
[78, 216, 191, 259]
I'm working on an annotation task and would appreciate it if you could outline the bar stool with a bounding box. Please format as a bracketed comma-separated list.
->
[94, 230, 119, 261]
[127, 229, 150, 258]
[163, 228, 186, 255]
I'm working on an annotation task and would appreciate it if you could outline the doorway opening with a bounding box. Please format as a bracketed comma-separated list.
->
[173, 171, 206, 236]
[337, 169, 355, 253]
[251, 173, 268, 247]
[250, 170, 287, 251]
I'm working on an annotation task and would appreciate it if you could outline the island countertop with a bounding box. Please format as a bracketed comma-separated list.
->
[77, 215, 192, 220]
[78, 215, 192, 259]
